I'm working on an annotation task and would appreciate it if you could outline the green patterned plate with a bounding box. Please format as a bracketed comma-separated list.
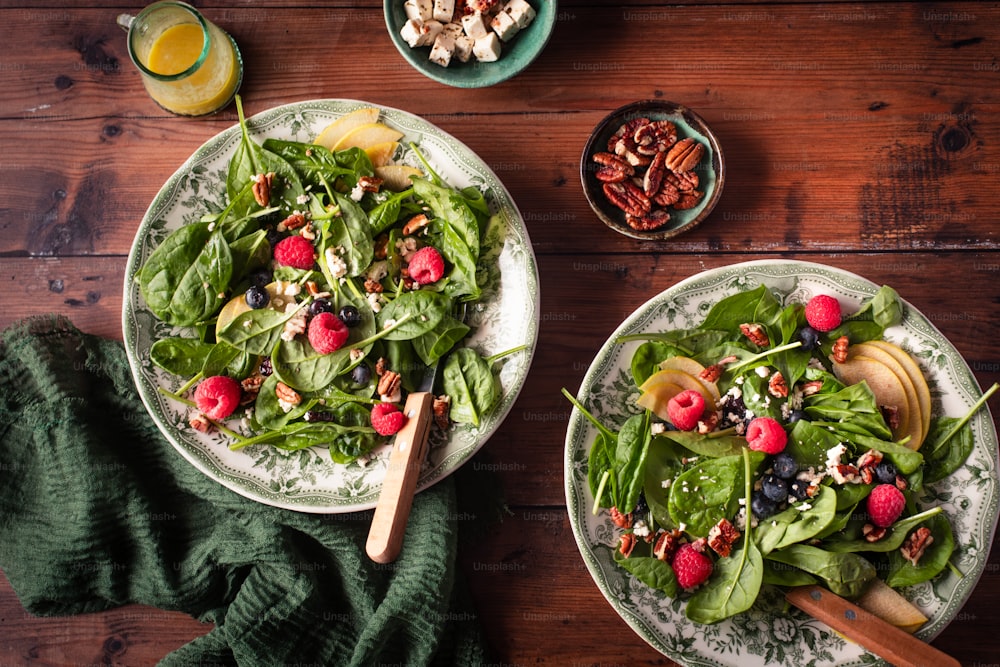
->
[123, 99, 539, 513]
[564, 259, 998, 666]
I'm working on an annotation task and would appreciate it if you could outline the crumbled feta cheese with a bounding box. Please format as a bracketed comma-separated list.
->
[278, 398, 296, 413]
[384, 318, 398, 329]
[325, 248, 348, 279]
[366, 260, 388, 282]
[633, 520, 650, 538]
[796, 503, 812, 512]
[755, 365, 770, 378]
[661, 478, 672, 489]
[651, 422, 666, 436]
[349, 349, 364, 362]
[350, 181, 365, 201]
[825, 443, 848, 469]
[367, 292, 383, 313]
[295, 193, 310, 205]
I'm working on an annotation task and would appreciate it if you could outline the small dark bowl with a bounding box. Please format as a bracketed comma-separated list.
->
[580, 100, 724, 240]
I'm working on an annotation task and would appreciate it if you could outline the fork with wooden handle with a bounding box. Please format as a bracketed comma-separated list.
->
[365, 391, 434, 564]
[786, 585, 960, 667]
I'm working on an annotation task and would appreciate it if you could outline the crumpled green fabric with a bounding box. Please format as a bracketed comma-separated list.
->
[0, 315, 490, 666]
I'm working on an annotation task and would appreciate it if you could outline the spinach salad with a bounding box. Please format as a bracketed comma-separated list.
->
[138, 98, 521, 464]
[565, 283, 996, 625]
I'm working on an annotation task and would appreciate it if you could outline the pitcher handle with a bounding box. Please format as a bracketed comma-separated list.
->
[116, 13, 135, 32]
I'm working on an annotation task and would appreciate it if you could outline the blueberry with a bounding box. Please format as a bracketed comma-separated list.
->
[797, 326, 820, 351]
[772, 452, 799, 480]
[249, 268, 272, 287]
[338, 305, 362, 328]
[875, 461, 899, 485]
[258, 358, 273, 377]
[351, 364, 372, 386]
[309, 298, 333, 316]
[788, 479, 811, 501]
[761, 474, 789, 503]
[245, 285, 269, 309]
[787, 409, 806, 424]
[751, 491, 778, 519]
[265, 228, 285, 248]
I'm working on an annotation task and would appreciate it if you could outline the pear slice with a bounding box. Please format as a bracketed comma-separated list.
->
[636, 382, 686, 421]
[833, 355, 919, 449]
[848, 342, 925, 450]
[374, 165, 423, 191]
[314, 107, 381, 150]
[215, 282, 287, 339]
[854, 579, 928, 634]
[864, 340, 932, 444]
[332, 123, 405, 152]
[658, 356, 721, 403]
[364, 141, 400, 168]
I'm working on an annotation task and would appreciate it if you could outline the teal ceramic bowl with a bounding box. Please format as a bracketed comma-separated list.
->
[384, 1, 556, 88]
[581, 100, 725, 240]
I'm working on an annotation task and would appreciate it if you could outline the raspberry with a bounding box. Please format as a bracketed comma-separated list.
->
[671, 543, 713, 590]
[308, 312, 349, 354]
[745, 416, 788, 454]
[408, 246, 445, 285]
[194, 375, 242, 420]
[370, 402, 406, 436]
[273, 235, 316, 270]
[867, 483, 906, 528]
[804, 294, 842, 332]
[667, 389, 705, 431]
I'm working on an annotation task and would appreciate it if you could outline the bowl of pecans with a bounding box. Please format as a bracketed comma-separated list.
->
[580, 100, 724, 240]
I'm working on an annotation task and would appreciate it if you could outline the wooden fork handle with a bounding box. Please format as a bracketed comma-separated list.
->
[786, 585, 960, 667]
[365, 392, 434, 564]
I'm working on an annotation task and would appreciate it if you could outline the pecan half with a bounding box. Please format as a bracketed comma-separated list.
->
[358, 175, 383, 193]
[642, 151, 668, 196]
[432, 395, 451, 430]
[278, 212, 307, 231]
[863, 523, 887, 542]
[881, 404, 901, 431]
[402, 213, 431, 235]
[252, 172, 275, 207]
[618, 532, 637, 558]
[240, 374, 265, 405]
[634, 119, 678, 155]
[768, 371, 789, 398]
[652, 529, 682, 562]
[609, 506, 633, 529]
[673, 191, 704, 210]
[189, 412, 213, 433]
[831, 335, 850, 363]
[626, 209, 671, 231]
[697, 411, 720, 434]
[707, 518, 741, 557]
[602, 181, 651, 218]
[377, 370, 402, 400]
[801, 380, 824, 396]
[739, 322, 771, 348]
[901, 526, 934, 565]
[275, 381, 301, 407]
[593, 151, 635, 183]
[664, 138, 706, 173]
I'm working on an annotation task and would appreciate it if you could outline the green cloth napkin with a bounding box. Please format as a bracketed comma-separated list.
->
[0, 315, 491, 666]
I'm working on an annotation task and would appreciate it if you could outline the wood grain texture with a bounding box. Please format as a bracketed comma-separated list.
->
[1, 0, 999, 665]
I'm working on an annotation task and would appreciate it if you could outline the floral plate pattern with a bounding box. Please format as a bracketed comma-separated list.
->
[564, 259, 998, 666]
[123, 99, 539, 513]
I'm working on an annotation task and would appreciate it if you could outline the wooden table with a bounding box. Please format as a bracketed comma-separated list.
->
[2, 1, 998, 664]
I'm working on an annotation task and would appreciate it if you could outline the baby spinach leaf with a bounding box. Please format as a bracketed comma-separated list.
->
[137, 222, 232, 326]
[252, 373, 316, 430]
[686, 448, 763, 624]
[412, 315, 470, 366]
[327, 193, 374, 277]
[228, 98, 306, 212]
[228, 229, 271, 285]
[756, 486, 837, 555]
[442, 347, 499, 426]
[217, 305, 304, 356]
[202, 341, 255, 380]
[615, 552, 679, 598]
[614, 413, 652, 514]
[272, 337, 356, 393]
[761, 559, 818, 587]
[589, 431, 616, 508]
[699, 285, 781, 337]
[150, 337, 214, 377]
[412, 176, 480, 259]
[804, 381, 892, 441]
[849, 285, 903, 330]
[884, 512, 955, 587]
[822, 506, 943, 554]
[668, 451, 764, 537]
[368, 188, 414, 235]
[767, 545, 876, 599]
[376, 291, 450, 340]
[656, 430, 746, 459]
[630, 341, 685, 386]
[643, 437, 688, 529]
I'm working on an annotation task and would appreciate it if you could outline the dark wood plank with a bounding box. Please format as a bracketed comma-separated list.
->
[2, 4, 999, 256]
